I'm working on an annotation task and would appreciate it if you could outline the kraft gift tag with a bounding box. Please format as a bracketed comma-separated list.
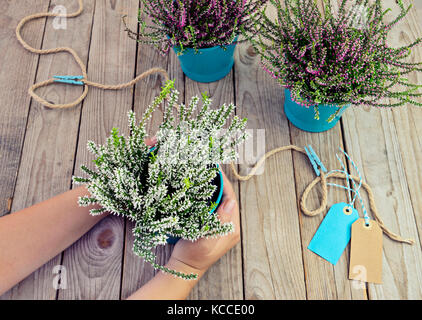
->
[349, 218, 383, 284]
[308, 202, 359, 265]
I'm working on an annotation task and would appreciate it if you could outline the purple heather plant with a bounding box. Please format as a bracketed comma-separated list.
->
[248, 0, 422, 119]
[123, 0, 267, 54]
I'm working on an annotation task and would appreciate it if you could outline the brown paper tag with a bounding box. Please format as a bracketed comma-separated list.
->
[349, 218, 383, 284]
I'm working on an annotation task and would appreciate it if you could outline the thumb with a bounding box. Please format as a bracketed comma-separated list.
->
[144, 136, 157, 147]
[216, 198, 236, 223]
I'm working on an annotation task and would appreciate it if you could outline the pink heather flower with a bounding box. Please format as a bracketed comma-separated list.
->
[131, 0, 267, 52]
[180, 7, 187, 27]
[250, 0, 422, 108]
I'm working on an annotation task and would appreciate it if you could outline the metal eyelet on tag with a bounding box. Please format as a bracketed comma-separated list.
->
[308, 202, 359, 265]
[343, 206, 353, 215]
[349, 218, 383, 284]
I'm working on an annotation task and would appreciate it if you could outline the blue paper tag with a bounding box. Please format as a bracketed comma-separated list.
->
[308, 202, 359, 265]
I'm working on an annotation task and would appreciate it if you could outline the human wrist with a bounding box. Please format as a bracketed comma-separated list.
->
[127, 257, 206, 300]
[166, 256, 207, 283]
[76, 186, 110, 219]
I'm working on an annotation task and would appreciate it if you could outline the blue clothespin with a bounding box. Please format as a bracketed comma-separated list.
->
[305, 145, 327, 176]
[53, 75, 84, 86]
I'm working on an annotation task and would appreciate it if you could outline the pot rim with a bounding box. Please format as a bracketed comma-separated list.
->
[284, 88, 351, 108]
[210, 165, 224, 214]
[170, 35, 239, 54]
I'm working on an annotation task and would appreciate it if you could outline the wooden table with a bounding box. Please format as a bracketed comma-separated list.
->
[1, 0, 421, 300]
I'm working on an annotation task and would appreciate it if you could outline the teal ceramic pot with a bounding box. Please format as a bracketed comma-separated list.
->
[284, 89, 350, 133]
[172, 37, 238, 83]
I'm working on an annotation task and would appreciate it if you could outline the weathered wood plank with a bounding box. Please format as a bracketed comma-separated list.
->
[343, 107, 422, 299]
[184, 68, 244, 300]
[290, 0, 366, 301]
[57, 0, 139, 300]
[390, 0, 422, 254]
[234, 39, 306, 298]
[338, 0, 422, 299]
[1, 0, 421, 301]
[0, 0, 49, 218]
[119, 47, 171, 300]
[0, 0, 95, 300]
[290, 124, 367, 300]
[120, 7, 185, 299]
[233, 1, 364, 300]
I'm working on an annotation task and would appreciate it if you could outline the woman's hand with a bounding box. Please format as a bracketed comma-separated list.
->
[145, 136, 241, 277]
[168, 170, 241, 276]
[128, 169, 241, 299]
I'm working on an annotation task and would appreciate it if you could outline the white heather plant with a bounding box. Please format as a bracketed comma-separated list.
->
[73, 80, 248, 279]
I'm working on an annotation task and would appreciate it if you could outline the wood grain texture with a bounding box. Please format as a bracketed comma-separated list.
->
[284, 0, 367, 301]
[341, 103, 422, 300]
[184, 64, 244, 300]
[57, 0, 139, 300]
[389, 0, 422, 251]
[0, 0, 95, 300]
[333, 0, 422, 299]
[119, 3, 185, 299]
[1, 0, 421, 300]
[290, 122, 367, 300]
[234, 40, 307, 299]
[119, 44, 171, 301]
[0, 0, 50, 218]
[384, 0, 422, 298]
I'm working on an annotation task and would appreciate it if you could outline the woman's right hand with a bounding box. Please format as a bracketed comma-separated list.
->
[168, 170, 241, 277]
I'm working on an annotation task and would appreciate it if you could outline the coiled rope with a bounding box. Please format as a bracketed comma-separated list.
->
[230, 147, 414, 245]
[16, 0, 168, 109]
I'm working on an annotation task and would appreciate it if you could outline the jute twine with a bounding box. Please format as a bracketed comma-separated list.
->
[17, 1, 413, 245]
[16, 0, 169, 109]
[230, 146, 414, 245]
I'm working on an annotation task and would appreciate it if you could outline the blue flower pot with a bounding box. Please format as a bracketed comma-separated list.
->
[165, 235, 182, 245]
[172, 37, 238, 83]
[166, 167, 224, 244]
[284, 89, 350, 133]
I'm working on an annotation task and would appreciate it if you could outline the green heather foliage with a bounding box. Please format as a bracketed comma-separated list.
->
[73, 81, 248, 280]
[247, 0, 422, 114]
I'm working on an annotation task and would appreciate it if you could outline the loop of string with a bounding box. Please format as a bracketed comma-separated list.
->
[327, 148, 370, 225]
[230, 146, 414, 245]
[16, 0, 169, 109]
[17, 0, 414, 245]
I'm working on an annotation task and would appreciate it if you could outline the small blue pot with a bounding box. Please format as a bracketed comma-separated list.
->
[172, 37, 238, 83]
[284, 89, 350, 133]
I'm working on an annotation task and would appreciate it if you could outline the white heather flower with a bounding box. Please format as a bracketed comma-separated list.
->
[73, 81, 248, 279]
